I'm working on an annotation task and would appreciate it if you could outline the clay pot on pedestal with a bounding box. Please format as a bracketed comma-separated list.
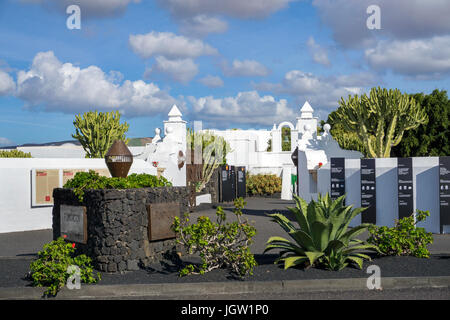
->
[105, 140, 133, 178]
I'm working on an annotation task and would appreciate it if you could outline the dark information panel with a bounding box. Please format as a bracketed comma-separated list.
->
[219, 165, 237, 202]
[230, 165, 236, 201]
[440, 156, 450, 232]
[398, 158, 414, 219]
[219, 165, 231, 202]
[360, 158, 376, 224]
[330, 158, 345, 202]
[236, 166, 246, 198]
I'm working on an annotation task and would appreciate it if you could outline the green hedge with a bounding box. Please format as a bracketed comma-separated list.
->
[0, 149, 32, 158]
[246, 174, 282, 196]
[64, 170, 172, 202]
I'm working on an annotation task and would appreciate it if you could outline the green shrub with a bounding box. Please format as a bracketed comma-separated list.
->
[172, 197, 257, 278]
[246, 174, 282, 196]
[64, 170, 172, 202]
[265, 193, 379, 271]
[367, 210, 433, 258]
[0, 149, 32, 158]
[28, 237, 101, 297]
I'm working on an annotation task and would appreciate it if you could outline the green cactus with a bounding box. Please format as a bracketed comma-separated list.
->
[330, 87, 428, 158]
[72, 110, 130, 158]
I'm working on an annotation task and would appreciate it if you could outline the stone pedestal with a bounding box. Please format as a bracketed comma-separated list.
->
[52, 186, 189, 272]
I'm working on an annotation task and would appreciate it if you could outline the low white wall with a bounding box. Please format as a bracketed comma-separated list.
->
[0, 158, 155, 233]
[15, 146, 148, 159]
[317, 157, 443, 233]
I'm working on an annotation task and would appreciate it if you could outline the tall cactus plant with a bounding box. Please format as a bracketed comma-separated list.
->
[72, 111, 130, 158]
[187, 129, 231, 192]
[330, 87, 428, 158]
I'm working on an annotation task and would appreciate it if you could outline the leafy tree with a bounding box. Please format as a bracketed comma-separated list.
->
[72, 111, 129, 158]
[391, 89, 449, 157]
[329, 87, 428, 158]
[281, 127, 291, 151]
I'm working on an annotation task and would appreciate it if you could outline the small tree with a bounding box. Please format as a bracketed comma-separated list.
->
[72, 111, 130, 158]
[281, 127, 291, 151]
[330, 87, 428, 158]
[392, 89, 450, 157]
[186, 130, 231, 192]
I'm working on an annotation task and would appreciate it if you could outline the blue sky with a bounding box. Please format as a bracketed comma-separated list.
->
[0, 0, 449, 146]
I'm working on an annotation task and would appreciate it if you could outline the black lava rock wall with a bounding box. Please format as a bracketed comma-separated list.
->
[52, 187, 189, 273]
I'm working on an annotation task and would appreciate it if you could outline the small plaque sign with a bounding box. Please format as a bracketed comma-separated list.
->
[360, 158, 376, 224]
[60, 205, 87, 244]
[398, 158, 414, 219]
[147, 202, 179, 241]
[330, 158, 345, 202]
[439, 156, 450, 232]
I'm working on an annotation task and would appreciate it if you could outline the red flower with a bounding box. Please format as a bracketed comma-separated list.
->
[63, 235, 67, 238]
[72, 243, 76, 248]
[318, 162, 323, 167]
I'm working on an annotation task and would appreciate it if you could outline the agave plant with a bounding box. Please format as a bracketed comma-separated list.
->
[264, 193, 379, 271]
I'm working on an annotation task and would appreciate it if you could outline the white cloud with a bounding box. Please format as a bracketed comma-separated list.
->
[255, 70, 377, 109]
[129, 31, 218, 60]
[157, 0, 296, 36]
[188, 91, 295, 127]
[20, 0, 141, 18]
[15, 51, 180, 116]
[198, 75, 224, 88]
[0, 70, 16, 96]
[158, 0, 296, 19]
[307, 37, 330, 66]
[312, 0, 450, 48]
[0, 137, 14, 147]
[145, 56, 199, 84]
[222, 59, 270, 77]
[179, 15, 228, 37]
[365, 36, 450, 78]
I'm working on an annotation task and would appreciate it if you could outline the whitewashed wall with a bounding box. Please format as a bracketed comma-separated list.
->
[0, 158, 155, 233]
[12, 145, 148, 159]
[317, 157, 443, 233]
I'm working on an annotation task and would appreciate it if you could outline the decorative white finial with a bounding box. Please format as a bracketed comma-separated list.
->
[323, 123, 331, 132]
[153, 128, 161, 143]
[300, 101, 314, 119]
[168, 104, 182, 122]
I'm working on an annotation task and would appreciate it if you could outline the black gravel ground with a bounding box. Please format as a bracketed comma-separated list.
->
[1, 198, 449, 290]
[1, 253, 449, 288]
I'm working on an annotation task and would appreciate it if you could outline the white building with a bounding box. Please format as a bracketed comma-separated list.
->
[202, 101, 363, 200]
